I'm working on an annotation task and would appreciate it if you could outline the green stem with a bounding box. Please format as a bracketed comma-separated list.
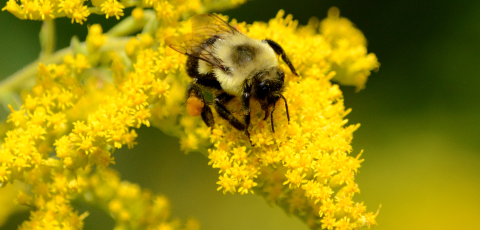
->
[40, 20, 56, 59]
[107, 10, 156, 37]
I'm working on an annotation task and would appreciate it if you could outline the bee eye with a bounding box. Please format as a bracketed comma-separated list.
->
[278, 70, 285, 81]
[259, 81, 269, 90]
[256, 80, 272, 98]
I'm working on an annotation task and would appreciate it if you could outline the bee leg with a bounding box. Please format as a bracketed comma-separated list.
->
[186, 82, 215, 129]
[263, 107, 269, 120]
[241, 91, 253, 146]
[269, 101, 276, 133]
[201, 104, 215, 131]
[214, 92, 246, 131]
[269, 95, 290, 133]
[280, 94, 290, 123]
[262, 39, 298, 76]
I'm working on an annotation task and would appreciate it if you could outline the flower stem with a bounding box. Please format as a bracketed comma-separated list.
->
[40, 20, 56, 59]
[107, 10, 156, 37]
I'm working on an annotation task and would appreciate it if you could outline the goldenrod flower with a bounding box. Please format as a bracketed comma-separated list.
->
[1, 0, 380, 229]
[101, 0, 125, 20]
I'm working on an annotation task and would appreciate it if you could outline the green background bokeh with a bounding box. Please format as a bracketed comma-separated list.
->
[1, 0, 479, 229]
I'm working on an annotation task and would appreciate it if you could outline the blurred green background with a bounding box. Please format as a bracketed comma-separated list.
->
[1, 0, 480, 229]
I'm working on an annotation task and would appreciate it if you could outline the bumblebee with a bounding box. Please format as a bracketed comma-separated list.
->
[166, 14, 298, 142]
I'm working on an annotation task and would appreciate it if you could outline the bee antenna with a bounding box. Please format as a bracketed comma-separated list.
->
[280, 94, 290, 123]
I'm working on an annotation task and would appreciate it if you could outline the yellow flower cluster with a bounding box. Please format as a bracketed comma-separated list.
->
[1, 0, 380, 228]
[0, 19, 176, 229]
[201, 10, 380, 229]
[321, 7, 380, 91]
[2, 0, 91, 24]
[2, 0, 245, 24]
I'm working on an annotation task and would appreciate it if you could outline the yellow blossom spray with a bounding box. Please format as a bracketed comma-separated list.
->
[1, 0, 379, 229]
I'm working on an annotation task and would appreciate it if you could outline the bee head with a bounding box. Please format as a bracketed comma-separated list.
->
[251, 67, 285, 109]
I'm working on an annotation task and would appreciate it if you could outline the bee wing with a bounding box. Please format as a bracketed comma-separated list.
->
[190, 14, 239, 36]
[165, 33, 207, 56]
[165, 14, 240, 72]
